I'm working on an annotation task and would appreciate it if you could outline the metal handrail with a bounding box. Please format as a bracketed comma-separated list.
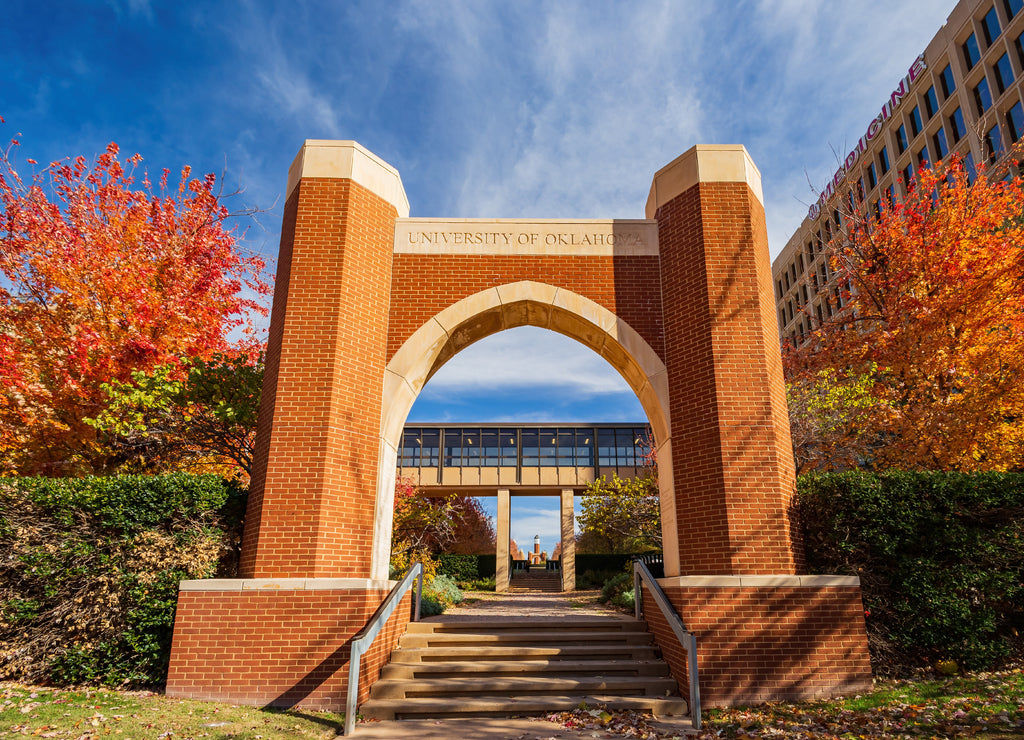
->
[343, 563, 424, 735]
[633, 560, 701, 729]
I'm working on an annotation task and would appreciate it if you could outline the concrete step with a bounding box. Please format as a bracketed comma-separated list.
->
[398, 629, 653, 649]
[379, 658, 670, 680]
[390, 643, 661, 664]
[360, 693, 689, 721]
[370, 674, 679, 700]
[407, 618, 645, 634]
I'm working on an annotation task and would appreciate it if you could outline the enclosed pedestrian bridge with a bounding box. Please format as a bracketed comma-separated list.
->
[397, 422, 650, 490]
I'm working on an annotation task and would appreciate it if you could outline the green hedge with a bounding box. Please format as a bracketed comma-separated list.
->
[576, 553, 643, 574]
[436, 553, 497, 580]
[798, 470, 1024, 674]
[0, 474, 245, 687]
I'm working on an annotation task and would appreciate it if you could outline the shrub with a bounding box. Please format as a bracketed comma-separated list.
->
[600, 572, 634, 604]
[798, 470, 1024, 674]
[0, 474, 245, 687]
[613, 589, 635, 611]
[418, 574, 464, 617]
[435, 554, 496, 581]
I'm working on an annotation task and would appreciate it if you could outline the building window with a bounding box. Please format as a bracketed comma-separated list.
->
[924, 86, 939, 118]
[866, 161, 877, 189]
[933, 128, 949, 159]
[986, 123, 1004, 160]
[1006, 0, 1023, 19]
[902, 163, 915, 190]
[879, 145, 890, 174]
[974, 76, 993, 114]
[917, 144, 930, 169]
[1016, 30, 1024, 68]
[1007, 102, 1024, 142]
[994, 53, 1015, 94]
[964, 33, 981, 68]
[949, 107, 967, 142]
[897, 124, 909, 153]
[779, 308, 786, 328]
[777, 279, 783, 298]
[910, 106, 924, 137]
[982, 7, 1002, 46]
[964, 150, 978, 183]
[939, 64, 957, 98]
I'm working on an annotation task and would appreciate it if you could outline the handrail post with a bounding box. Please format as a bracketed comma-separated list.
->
[632, 559, 701, 730]
[342, 563, 424, 735]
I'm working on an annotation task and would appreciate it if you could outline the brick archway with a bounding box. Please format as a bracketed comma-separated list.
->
[166, 140, 872, 712]
[371, 281, 675, 580]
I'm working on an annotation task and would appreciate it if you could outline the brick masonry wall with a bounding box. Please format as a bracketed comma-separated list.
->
[654, 182, 803, 575]
[241, 178, 399, 579]
[166, 589, 410, 710]
[387, 255, 665, 364]
[643, 584, 872, 706]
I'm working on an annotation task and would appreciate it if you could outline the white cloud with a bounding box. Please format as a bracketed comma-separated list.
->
[422, 327, 632, 395]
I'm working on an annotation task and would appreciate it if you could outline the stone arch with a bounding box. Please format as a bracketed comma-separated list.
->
[369, 280, 677, 580]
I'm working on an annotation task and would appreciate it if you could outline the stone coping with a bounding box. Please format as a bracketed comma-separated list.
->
[179, 578, 397, 592]
[286, 140, 409, 217]
[656, 574, 860, 588]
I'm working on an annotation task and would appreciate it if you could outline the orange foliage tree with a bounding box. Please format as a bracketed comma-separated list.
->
[0, 127, 270, 475]
[786, 152, 1024, 471]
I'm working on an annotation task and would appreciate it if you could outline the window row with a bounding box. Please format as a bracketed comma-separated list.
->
[398, 426, 651, 469]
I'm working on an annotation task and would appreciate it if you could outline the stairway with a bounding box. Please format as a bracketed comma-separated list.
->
[510, 565, 561, 592]
[359, 617, 689, 721]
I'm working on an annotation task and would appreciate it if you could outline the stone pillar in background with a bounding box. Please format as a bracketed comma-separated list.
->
[560, 489, 575, 591]
[495, 489, 511, 592]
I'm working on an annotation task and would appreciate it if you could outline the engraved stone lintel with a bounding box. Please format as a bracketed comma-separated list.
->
[394, 218, 658, 256]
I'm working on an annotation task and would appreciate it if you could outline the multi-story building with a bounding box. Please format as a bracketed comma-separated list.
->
[772, 0, 1024, 345]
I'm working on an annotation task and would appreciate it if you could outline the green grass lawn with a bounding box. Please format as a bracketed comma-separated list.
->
[1, 668, 1022, 739]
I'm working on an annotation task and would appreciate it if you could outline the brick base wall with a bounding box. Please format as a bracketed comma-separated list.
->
[166, 587, 410, 710]
[642, 582, 872, 707]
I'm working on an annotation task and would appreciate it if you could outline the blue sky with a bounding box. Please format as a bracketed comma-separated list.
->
[3, 0, 954, 550]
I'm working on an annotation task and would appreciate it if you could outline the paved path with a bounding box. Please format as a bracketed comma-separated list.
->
[424, 589, 634, 621]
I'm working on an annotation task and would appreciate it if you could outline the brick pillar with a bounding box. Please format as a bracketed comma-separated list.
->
[167, 141, 412, 711]
[241, 140, 410, 580]
[642, 146, 870, 706]
[648, 145, 802, 577]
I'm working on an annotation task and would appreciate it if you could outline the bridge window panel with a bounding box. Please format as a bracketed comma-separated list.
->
[399, 427, 421, 467]
[462, 429, 481, 467]
[615, 428, 638, 468]
[443, 429, 462, 467]
[556, 429, 576, 466]
[499, 427, 518, 466]
[539, 430, 558, 467]
[421, 429, 440, 467]
[481, 429, 501, 466]
[597, 428, 617, 467]
[521, 428, 540, 467]
[575, 429, 595, 468]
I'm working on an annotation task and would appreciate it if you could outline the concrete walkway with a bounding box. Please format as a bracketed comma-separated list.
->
[423, 589, 633, 621]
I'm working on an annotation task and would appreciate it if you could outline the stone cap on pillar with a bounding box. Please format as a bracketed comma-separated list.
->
[645, 144, 763, 218]
[286, 139, 410, 217]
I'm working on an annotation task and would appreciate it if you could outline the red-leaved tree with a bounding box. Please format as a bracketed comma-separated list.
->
[0, 125, 270, 474]
[786, 151, 1024, 471]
